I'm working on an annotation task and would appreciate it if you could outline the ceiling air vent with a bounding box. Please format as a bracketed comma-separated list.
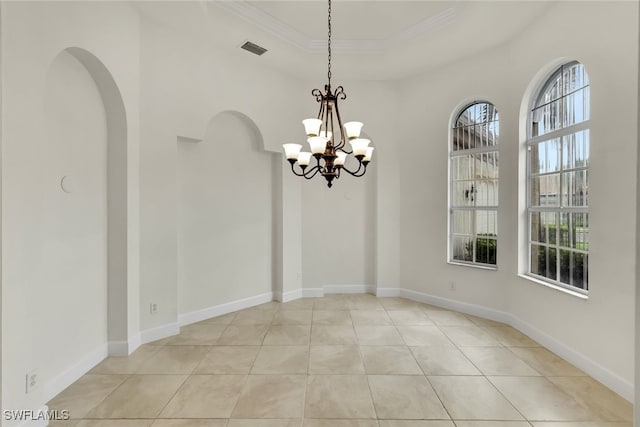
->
[241, 41, 267, 56]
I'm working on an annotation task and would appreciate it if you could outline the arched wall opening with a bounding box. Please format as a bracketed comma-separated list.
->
[177, 111, 277, 316]
[65, 47, 130, 354]
[44, 47, 130, 361]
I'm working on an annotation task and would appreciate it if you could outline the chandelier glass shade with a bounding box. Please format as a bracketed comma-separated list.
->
[282, 0, 373, 188]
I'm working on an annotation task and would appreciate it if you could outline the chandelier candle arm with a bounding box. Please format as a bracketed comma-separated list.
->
[281, 0, 374, 188]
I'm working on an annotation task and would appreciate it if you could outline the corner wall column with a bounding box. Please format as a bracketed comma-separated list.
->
[275, 160, 302, 301]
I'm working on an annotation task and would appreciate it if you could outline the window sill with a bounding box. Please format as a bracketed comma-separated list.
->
[518, 274, 588, 300]
[448, 261, 497, 271]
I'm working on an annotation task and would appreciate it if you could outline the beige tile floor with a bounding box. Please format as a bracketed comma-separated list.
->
[48, 294, 633, 427]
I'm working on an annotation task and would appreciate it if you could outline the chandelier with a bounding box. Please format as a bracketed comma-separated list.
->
[282, 0, 373, 188]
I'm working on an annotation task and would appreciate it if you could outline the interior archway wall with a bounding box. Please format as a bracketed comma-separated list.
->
[1, 1, 141, 418]
[177, 111, 277, 315]
[64, 47, 131, 355]
[42, 48, 109, 380]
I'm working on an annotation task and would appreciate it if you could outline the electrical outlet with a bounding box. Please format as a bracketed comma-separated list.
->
[25, 369, 38, 394]
[150, 303, 158, 314]
[448, 281, 456, 291]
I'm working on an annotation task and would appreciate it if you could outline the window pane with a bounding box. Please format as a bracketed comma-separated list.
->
[559, 248, 587, 289]
[475, 180, 498, 207]
[471, 103, 482, 123]
[559, 212, 570, 247]
[454, 126, 470, 150]
[571, 252, 588, 290]
[563, 62, 589, 94]
[572, 213, 589, 251]
[452, 210, 472, 234]
[532, 99, 562, 136]
[453, 182, 474, 206]
[479, 152, 499, 179]
[531, 244, 557, 281]
[560, 249, 571, 284]
[530, 174, 560, 207]
[531, 138, 561, 174]
[562, 131, 590, 169]
[488, 121, 499, 145]
[471, 124, 481, 150]
[531, 212, 558, 244]
[452, 236, 473, 262]
[452, 155, 473, 181]
[476, 209, 497, 236]
[486, 104, 498, 122]
[536, 72, 562, 107]
[563, 87, 589, 127]
[476, 236, 497, 265]
[561, 170, 588, 207]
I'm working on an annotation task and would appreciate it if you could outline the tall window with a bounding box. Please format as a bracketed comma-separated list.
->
[527, 62, 589, 293]
[450, 102, 499, 267]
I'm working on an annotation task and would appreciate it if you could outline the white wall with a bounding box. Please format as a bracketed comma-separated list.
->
[42, 48, 108, 383]
[0, 1, 141, 422]
[397, 46, 511, 311]
[510, 0, 638, 396]
[177, 112, 275, 313]
[397, 0, 638, 397]
[301, 163, 376, 290]
[298, 78, 398, 293]
[137, 18, 307, 332]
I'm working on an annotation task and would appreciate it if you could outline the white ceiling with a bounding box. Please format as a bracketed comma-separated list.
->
[133, 1, 554, 80]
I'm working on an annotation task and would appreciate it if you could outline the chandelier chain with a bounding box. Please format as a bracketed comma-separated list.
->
[327, 0, 332, 87]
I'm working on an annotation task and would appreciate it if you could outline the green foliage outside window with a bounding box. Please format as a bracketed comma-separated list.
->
[465, 234, 497, 265]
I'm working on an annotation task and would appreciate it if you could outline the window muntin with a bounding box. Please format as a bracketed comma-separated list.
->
[527, 62, 589, 292]
[450, 102, 499, 267]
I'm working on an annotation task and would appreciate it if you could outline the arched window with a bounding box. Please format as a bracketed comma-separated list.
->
[450, 102, 499, 267]
[527, 61, 589, 293]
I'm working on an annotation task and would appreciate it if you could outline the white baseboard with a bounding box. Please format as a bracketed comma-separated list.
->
[511, 315, 634, 402]
[108, 333, 141, 356]
[376, 287, 402, 297]
[324, 284, 376, 294]
[400, 288, 511, 323]
[43, 344, 108, 404]
[398, 288, 634, 403]
[178, 292, 274, 327]
[140, 321, 180, 345]
[107, 340, 129, 356]
[274, 289, 304, 303]
[301, 287, 324, 298]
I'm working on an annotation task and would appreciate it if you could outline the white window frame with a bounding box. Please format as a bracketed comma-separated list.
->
[449, 102, 499, 269]
[526, 62, 590, 294]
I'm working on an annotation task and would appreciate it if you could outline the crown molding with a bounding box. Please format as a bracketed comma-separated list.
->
[213, 0, 460, 54]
